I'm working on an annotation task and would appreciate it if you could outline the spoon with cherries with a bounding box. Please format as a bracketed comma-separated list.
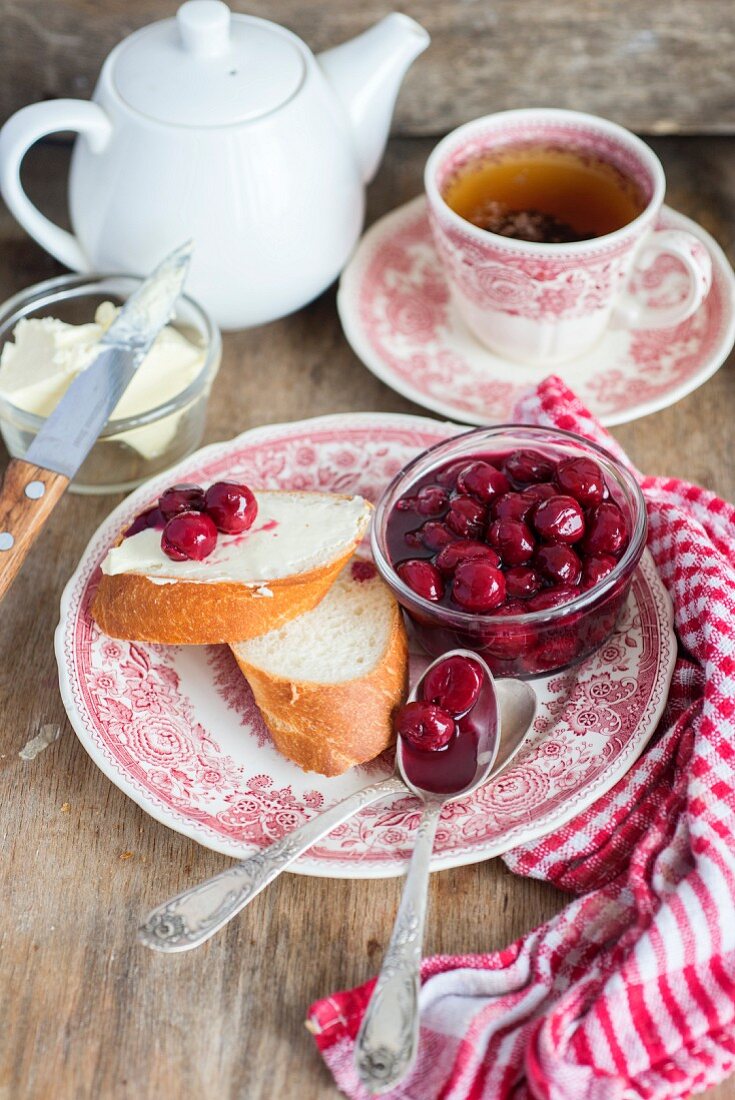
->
[138, 651, 535, 954]
[354, 650, 536, 1095]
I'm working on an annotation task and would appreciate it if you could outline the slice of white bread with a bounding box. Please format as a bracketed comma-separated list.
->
[231, 559, 408, 776]
[92, 491, 372, 645]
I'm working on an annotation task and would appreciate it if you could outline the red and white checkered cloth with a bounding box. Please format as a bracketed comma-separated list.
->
[307, 377, 735, 1099]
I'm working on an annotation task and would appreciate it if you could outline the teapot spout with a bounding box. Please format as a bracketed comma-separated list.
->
[317, 14, 429, 184]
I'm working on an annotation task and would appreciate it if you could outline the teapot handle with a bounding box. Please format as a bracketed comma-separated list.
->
[0, 100, 112, 271]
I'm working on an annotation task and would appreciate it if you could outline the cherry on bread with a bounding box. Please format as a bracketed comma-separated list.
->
[159, 483, 207, 519]
[92, 490, 373, 645]
[162, 512, 217, 562]
[156, 479, 259, 561]
[204, 481, 258, 534]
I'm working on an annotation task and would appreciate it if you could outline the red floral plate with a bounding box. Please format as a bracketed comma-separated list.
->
[56, 413, 676, 878]
[338, 197, 735, 427]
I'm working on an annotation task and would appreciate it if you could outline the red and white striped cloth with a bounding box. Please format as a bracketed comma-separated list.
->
[307, 377, 735, 1099]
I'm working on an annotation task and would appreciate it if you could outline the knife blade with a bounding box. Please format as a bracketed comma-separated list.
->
[0, 241, 193, 601]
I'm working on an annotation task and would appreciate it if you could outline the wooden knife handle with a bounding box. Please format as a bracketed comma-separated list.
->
[0, 460, 70, 601]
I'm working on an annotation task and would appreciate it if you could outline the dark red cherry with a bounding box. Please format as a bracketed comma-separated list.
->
[452, 559, 506, 612]
[159, 483, 206, 520]
[535, 544, 582, 586]
[421, 655, 484, 717]
[435, 460, 470, 489]
[415, 521, 459, 551]
[503, 449, 556, 485]
[533, 495, 586, 544]
[396, 559, 444, 602]
[161, 511, 218, 562]
[396, 484, 449, 516]
[446, 495, 487, 539]
[492, 492, 535, 523]
[456, 461, 510, 503]
[528, 631, 580, 673]
[528, 585, 581, 612]
[435, 540, 500, 576]
[395, 701, 456, 752]
[482, 603, 538, 660]
[505, 565, 542, 599]
[522, 482, 557, 506]
[487, 518, 535, 565]
[418, 485, 449, 514]
[492, 599, 527, 615]
[125, 505, 165, 537]
[556, 457, 606, 507]
[581, 554, 618, 589]
[205, 481, 258, 534]
[584, 503, 628, 557]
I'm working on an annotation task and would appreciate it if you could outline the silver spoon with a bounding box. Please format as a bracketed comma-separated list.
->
[354, 651, 536, 1095]
[138, 654, 535, 954]
[138, 770, 406, 952]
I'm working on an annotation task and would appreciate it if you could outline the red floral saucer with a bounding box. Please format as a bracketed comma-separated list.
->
[56, 413, 676, 878]
[338, 197, 735, 426]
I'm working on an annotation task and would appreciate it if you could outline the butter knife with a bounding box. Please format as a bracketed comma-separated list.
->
[0, 241, 192, 601]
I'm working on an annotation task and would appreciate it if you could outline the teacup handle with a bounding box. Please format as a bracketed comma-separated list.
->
[613, 228, 712, 331]
[0, 100, 112, 272]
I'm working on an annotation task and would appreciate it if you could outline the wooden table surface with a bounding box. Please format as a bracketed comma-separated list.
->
[6, 0, 735, 135]
[1, 137, 733, 1100]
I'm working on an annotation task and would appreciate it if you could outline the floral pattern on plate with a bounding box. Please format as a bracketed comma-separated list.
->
[57, 412, 676, 878]
[338, 197, 735, 427]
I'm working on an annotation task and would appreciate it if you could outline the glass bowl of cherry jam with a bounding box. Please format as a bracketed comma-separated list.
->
[371, 425, 647, 678]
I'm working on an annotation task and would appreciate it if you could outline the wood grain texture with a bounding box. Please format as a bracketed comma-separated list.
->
[0, 138, 734, 1099]
[0, 459, 69, 601]
[1, 0, 735, 135]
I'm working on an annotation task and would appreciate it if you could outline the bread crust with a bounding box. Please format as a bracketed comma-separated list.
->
[91, 493, 371, 645]
[92, 550, 361, 645]
[232, 600, 408, 777]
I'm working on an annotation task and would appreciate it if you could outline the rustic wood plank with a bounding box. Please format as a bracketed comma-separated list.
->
[0, 137, 734, 1098]
[1, 1, 735, 136]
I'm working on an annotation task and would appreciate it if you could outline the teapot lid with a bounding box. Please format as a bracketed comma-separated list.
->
[112, 1, 305, 126]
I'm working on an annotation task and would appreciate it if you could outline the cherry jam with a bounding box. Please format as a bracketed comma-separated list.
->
[397, 654, 498, 796]
[385, 447, 638, 677]
[400, 725, 481, 795]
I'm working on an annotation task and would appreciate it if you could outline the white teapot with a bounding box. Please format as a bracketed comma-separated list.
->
[0, 2, 428, 329]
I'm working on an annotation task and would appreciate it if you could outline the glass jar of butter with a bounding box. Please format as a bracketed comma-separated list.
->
[0, 273, 221, 494]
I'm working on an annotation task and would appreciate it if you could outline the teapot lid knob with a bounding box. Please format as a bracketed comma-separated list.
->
[177, 0, 231, 58]
[112, 1, 305, 127]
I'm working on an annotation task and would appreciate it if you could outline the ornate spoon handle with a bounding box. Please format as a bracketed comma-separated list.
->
[354, 799, 442, 1094]
[138, 774, 407, 953]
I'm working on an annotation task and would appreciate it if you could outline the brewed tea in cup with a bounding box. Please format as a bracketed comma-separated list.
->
[443, 145, 646, 243]
[425, 109, 712, 366]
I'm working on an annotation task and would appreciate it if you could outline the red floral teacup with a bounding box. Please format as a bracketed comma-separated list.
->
[425, 108, 712, 366]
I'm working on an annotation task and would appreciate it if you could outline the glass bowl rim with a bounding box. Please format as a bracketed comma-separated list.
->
[0, 272, 222, 437]
[370, 422, 648, 626]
